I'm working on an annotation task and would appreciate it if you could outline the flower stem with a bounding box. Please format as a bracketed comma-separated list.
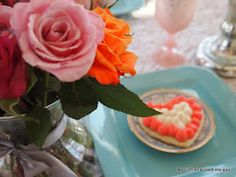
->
[43, 73, 50, 107]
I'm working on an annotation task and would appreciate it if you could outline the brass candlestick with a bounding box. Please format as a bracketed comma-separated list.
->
[197, 0, 236, 77]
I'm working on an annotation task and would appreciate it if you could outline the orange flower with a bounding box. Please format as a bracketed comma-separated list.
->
[88, 7, 137, 85]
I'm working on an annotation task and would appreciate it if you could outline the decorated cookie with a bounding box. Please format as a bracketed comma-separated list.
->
[139, 96, 204, 147]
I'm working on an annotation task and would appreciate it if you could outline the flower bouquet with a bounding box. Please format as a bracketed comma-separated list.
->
[0, 0, 159, 176]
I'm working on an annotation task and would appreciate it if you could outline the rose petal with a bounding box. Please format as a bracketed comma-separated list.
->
[12, 0, 104, 82]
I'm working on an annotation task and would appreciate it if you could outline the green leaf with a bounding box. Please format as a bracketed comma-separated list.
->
[26, 70, 60, 107]
[48, 76, 61, 92]
[0, 99, 21, 115]
[25, 107, 51, 147]
[87, 78, 160, 117]
[59, 79, 98, 119]
[27, 67, 38, 93]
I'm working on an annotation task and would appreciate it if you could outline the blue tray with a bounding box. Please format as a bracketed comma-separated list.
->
[110, 0, 144, 16]
[85, 66, 236, 177]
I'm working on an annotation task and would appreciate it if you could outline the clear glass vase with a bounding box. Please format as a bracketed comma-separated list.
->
[0, 101, 103, 177]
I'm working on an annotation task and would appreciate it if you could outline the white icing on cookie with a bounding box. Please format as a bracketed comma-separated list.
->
[155, 101, 193, 129]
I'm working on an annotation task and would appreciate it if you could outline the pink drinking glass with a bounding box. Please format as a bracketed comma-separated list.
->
[154, 0, 197, 68]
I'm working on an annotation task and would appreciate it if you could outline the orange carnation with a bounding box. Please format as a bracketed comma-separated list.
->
[88, 7, 137, 85]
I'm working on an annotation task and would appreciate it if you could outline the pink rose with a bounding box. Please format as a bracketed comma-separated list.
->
[11, 0, 104, 82]
[0, 5, 27, 99]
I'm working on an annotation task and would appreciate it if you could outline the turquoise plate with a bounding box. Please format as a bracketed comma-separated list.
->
[110, 0, 144, 16]
[85, 66, 236, 177]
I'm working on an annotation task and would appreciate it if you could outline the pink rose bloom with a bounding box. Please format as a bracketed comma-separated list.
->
[11, 0, 104, 82]
[0, 5, 27, 99]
